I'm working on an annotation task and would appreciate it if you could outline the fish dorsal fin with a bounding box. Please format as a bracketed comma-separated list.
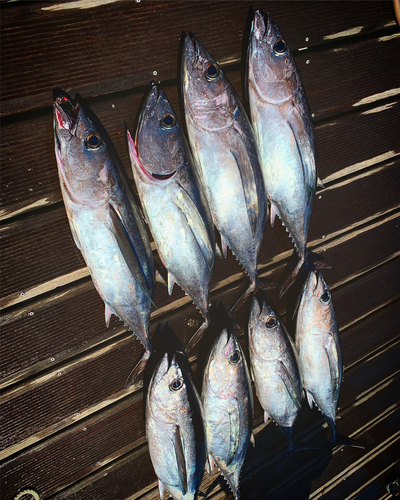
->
[174, 184, 214, 271]
[276, 360, 302, 410]
[172, 424, 187, 495]
[107, 203, 155, 306]
[230, 148, 259, 238]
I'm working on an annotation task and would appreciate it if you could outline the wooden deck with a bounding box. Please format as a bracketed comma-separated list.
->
[1, 1, 399, 499]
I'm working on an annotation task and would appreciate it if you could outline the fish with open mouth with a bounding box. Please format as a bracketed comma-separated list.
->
[53, 88, 155, 384]
[146, 351, 206, 500]
[295, 271, 364, 458]
[202, 324, 254, 499]
[247, 11, 323, 296]
[127, 85, 215, 351]
[181, 32, 266, 314]
[248, 292, 304, 469]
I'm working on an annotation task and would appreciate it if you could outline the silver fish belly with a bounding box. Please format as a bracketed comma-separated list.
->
[53, 89, 155, 379]
[182, 32, 265, 286]
[146, 352, 206, 500]
[201, 327, 254, 499]
[248, 293, 302, 444]
[295, 271, 341, 441]
[247, 11, 317, 292]
[128, 85, 215, 324]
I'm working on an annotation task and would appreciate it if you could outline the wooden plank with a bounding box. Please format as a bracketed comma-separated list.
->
[1, 292, 398, 499]
[1, 67, 399, 224]
[49, 339, 400, 500]
[1, 229, 398, 459]
[1, 142, 399, 311]
[1, 1, 396, 116]
[1, 191, 399, 389]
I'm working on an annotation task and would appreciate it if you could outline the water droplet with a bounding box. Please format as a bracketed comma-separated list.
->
[305, 37, 309, 42]
[58, 372, 62, 376]
[322, 235, 326, 239]
[29, 311, 34, 316]
[51, 357, 55, 362]
[112, 104, 115, 109]
[312, 113, 315, 117]
[83, 427, 87, 431]
[306, 59, 310, 64]
[20, 292, 26, 297]
[153, 70, 158, 76]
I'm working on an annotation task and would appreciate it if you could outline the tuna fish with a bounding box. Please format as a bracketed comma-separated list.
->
[248, 293, 304, 467]
[201, 323, 254, 498]
[127, 85, 215, 351]
[295, 271, 364, 455]
[53, 89, 155, 383]
[181, 32, 266, 311]
[146, 352, 206, 500]
[246, 11, 320, 296]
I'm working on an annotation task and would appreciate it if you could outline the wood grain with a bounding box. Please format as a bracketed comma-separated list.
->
[1, 1, 396, 116]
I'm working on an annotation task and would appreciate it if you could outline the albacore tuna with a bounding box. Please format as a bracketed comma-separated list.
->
[127, 85, 215, 350]
[146, 352, 206, 500]
[53, 89, 155, 383]
[248, 292, 304, 467]
[295, 271, 364, 456]
[202, 322, 254, 498]
[181, 32, 266, 313]
[247, 11, 322, 296]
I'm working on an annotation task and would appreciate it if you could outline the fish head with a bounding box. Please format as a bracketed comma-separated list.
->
[53, 89, 111, 203]
[205, 328, 245, 398]
[134, 85, 186, 182]
[299, 271, 335, 332]
[148, 352, 193, 423]
[249, 294, 287, 360]
[248, 11, 299, 103]
[182, 32, 236, 130]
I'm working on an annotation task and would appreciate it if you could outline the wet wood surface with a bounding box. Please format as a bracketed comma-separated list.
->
[1, 1, 399, 499]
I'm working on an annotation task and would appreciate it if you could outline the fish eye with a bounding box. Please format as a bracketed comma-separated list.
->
[228, 350, 241, 364]
[205, 62, 220, 81]
[274, 38, 287, 54]
[169, 378, 183, 391]
[160, 113, 176, 130]
[320, 290, 330, 303]
[266, 316, 277, 328]
[85, 132, 102, 150]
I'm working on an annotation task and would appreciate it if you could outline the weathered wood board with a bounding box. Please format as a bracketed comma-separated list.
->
[1, 1, 399, 500]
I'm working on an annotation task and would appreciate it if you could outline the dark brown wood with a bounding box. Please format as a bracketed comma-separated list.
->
[1, 1, 396, 116]
[1, 2, 399, 499]
[2, 292, 398, 500]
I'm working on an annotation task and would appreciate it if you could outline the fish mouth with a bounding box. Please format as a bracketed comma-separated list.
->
[183, 31, 203, 69]
[53, 88, 80, 134]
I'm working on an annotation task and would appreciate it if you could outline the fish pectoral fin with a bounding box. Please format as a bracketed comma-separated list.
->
[287, 102, 316, 206]
[68, 216, 82, 250]
[276, 360, 302, 410]
[324, 334, 341, 396]
[172, 424, 188, 495]
[227, 401, 240, 467]
[107, 202, 155, 306]
[175, 185, 214, 271]
[230, 148, 260, 238]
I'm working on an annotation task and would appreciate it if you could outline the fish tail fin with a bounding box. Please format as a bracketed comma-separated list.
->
[279, 249, 331, 297]
[184, 317, 210, 354]
[279, 255, 305, 298]
[332, 433, 365, 450]
[125, 348, 151, 388]
[316, 433, 365, 470]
